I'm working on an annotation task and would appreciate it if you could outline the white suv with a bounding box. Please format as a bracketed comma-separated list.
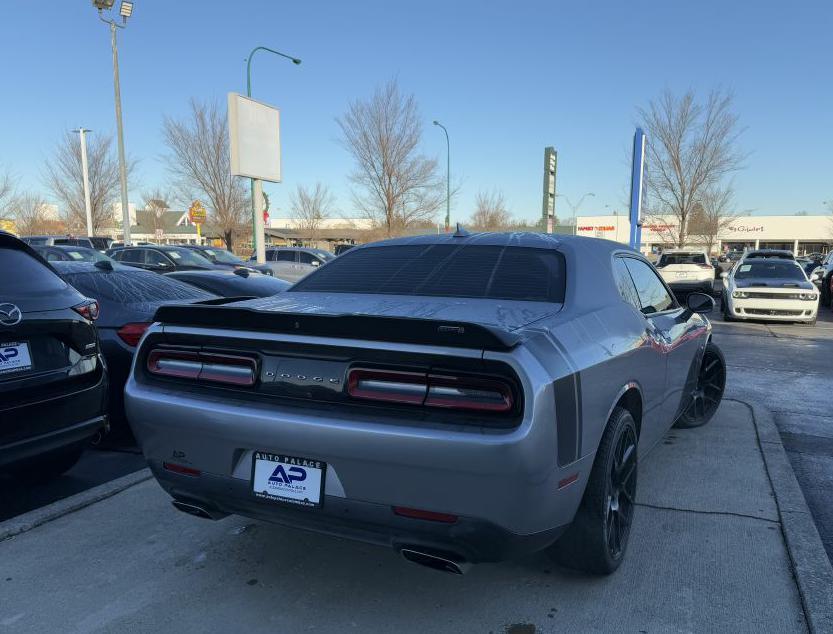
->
[655, 249, 715, 294]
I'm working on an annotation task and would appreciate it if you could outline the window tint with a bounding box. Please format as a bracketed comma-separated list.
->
[658, 253, 706, 266]
[118, 249, 144, 263]
[292, 244, 566, 303]
[622, 258, 674, 314]
[275, 250, 296, 262]
[613, 258, 640, 310]
[298, 251, 320, 265]
[145, 250, 171, 266]
[63, 270, 213, 303]
[0, 248, 67, 296]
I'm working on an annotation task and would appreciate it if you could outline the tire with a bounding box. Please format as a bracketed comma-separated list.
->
[721, 293, 734, 322]
[821, 275, 831, 307]
[550, 407, 638, 575]
[674, 342, 726, 429]
[7, 445, 85, 484]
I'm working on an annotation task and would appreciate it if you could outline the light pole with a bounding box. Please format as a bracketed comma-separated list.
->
[73, 128, 94, 237]
[433, 120, 450, 231]
[94, 0, 133, 244]
[557, 192, 596, 223]
[245, 46, 301, 262]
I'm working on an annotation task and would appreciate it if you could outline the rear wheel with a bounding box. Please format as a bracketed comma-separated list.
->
[674, 342, 726, 429]
[550, 407, 638, 575]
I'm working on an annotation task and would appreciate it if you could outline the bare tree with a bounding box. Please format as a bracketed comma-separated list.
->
[337, 79, 443, 236]
[43, 132, 133, 233]
[687, 185, 737, 255]
[162, 99, 248, 249]
[141, 189, 171, 239]
[469, 190, 513, 231]
[289, 183, 333, 243]
[0, 167, 14, 221]
[639, 89, 745, 247]
[10, 192, 50, 235]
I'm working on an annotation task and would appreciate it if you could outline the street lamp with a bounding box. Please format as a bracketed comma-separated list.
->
[244, 46, 301, 261]
[93, 0, 133, 244]
[557, 192, 596, 223]
[433, 120, 450, 231]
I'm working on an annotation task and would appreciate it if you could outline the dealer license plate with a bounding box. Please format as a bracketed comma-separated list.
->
[676, 272, 689, 279]
[0, 342, 33, 376]
[251, 452, 326, 508]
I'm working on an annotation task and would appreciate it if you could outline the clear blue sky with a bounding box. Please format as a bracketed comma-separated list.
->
[2, 0, 832, 222]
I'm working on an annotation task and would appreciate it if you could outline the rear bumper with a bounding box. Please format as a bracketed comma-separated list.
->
[152, 464, 567, 563]
[666, 279, 714, 293]
[0, 415, 107, 468]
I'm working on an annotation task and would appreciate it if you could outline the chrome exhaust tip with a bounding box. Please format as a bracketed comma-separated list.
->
[400, 548, 471, 575]
[171, 500, 224, 520]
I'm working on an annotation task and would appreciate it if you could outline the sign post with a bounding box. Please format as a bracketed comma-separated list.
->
[541, 147, 558, 234]
[188, 200, 206, 242]
[628, 128, 647, 250]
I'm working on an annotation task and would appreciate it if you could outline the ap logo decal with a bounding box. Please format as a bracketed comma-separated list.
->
[0, 347, 19, 363]
[269, 465, 307, 485]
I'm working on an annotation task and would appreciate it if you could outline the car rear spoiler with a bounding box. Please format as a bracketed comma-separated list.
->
[152, 301, 520, 351]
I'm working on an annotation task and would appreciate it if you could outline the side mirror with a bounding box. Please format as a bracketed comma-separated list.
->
[686, 292, 715, 314]
[310, 260, 320, 267]
[720, 272, 728, 279]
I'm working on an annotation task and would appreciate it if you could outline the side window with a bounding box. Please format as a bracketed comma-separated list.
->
[118, 249, 142, 263]
[622, 258, 675, 315]
[298, 251, 319, 265]
[612, 257, 640, 310]
[275, 250, 296, 262]
[266, 250, 278, 262]
[145, 250, 171, 266]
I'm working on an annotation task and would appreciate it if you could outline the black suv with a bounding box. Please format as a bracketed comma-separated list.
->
[0, 232, 108, 481]
[108, 245, 215, 272]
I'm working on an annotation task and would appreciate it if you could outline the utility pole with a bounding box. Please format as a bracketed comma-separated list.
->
[433, 121, 451, 231]
[74, 128, 94, 236]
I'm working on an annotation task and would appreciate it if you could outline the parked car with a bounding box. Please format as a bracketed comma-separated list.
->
[0, 232, 108, 481]
[21, 235, 95, 249]
[720, 258, 819, 324]
[32, 245, 113, 264]
[654, 249, 714, 294]
[125, 232, 724, 575]
[249, 247, 335, 282]
[108, 245, 215, 272]
[334, 244, 356, 256]
[52, 261, 215, 441]
[180, 244, 273, 276]
[740, 249, 795, 261]
[89, 237, 114, 252]
[816, 252, 833, 307]
[165, 269, 291, 298]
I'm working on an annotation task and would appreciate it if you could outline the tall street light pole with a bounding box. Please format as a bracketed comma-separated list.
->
[245, 46, 301, 262]
[433, 120, 450, 231]
[73, 128, 94, 236]
[557, 192, 596, 222]
[94, 0, 134, 244]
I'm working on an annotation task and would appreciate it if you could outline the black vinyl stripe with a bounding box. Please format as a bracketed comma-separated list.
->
[554, 372, 582, 466]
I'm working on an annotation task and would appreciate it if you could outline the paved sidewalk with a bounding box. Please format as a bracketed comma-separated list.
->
[0, 401, 819, 633]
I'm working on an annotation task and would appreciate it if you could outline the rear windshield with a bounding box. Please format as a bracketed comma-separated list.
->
[291, 244, 566, 303]
[0, 248, 67, 295]
[734, 261, 806, 281]
[61, 270, 214, 302]
[658, 253, 706, 266]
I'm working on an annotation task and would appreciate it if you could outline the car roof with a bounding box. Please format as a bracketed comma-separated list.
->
[660, 248, 707, 254]
[742, 249, 794, 259]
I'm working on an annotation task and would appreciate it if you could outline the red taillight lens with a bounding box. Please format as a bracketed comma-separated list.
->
[147, 348, 256, 386]
[698, 264, 714, 269]
[393, 506, 458, 523]
[117, 322, 151, 347]
[346, 368, 514, 413]
[73, 299, 100, 321]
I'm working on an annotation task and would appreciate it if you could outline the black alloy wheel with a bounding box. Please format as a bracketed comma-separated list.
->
[674, 342, 726, 429]
[606, 423, 637, 561]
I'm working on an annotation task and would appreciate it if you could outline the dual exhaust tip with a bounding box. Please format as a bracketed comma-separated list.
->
[171, 501, 470, 575]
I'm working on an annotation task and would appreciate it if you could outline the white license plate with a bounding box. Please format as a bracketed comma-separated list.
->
[0, 342, 33, 375]
[251, 452, 325, 508]
[675, 272, 690, 278]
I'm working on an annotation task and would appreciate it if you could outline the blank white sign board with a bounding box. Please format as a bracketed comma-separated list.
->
[228, 93, 281, 182]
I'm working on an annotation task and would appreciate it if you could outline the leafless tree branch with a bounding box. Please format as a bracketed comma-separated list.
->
[469, 190, 513, 231]
[289, 183, 334, 243]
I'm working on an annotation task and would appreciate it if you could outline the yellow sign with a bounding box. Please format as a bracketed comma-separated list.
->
[0, 219, 16, 234]
[188, 201, 207, 224]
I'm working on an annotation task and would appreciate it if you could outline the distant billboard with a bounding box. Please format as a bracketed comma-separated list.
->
[228, 93, 282, 182]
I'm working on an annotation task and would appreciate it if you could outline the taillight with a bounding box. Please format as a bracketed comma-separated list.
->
[698, 264, 714, 270]
[147, 348, 257, 386]
[393, 506, 458, 523]
[73, 299, 99, 321]
[117, 322, 151, 347]
[346, 368, 515, 413]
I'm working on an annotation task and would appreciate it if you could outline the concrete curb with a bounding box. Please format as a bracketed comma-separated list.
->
[0, 468, 152, 543]
[733, 399, 833, 633]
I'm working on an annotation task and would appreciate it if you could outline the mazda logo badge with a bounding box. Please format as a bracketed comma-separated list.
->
[0, 303, 22, 326]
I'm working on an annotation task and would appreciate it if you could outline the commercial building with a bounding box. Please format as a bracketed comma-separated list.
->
[575, 213, 833, 255]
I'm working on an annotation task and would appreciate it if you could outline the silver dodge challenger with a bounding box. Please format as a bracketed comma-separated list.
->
[125, 232, 726, 575]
